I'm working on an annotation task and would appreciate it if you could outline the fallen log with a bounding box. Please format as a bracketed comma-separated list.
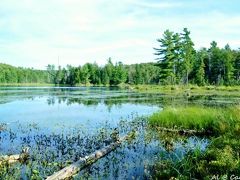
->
[46, 133, 132, 180]
[0, 147, 29, 165]
[0, 154, 22, 165]
[156, 126, 213, 136]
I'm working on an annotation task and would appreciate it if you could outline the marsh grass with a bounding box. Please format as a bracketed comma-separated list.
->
[149, 106, 240, 135]
[131, 84, 240, 96]
[148, 105, 240, 179]
[151, 135, 240, 179]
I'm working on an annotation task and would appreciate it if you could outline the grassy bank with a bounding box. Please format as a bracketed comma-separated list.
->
[1, 83, 240, 93]
[149, 106, 240, 135]
[129, 84, 240, 96]
[148, 106, 240, 179]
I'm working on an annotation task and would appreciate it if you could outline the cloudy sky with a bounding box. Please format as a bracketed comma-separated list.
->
[0, 0, 240, 69]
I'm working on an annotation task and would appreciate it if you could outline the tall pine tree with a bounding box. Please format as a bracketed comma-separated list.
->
[180, 28, 195, 85]
[154, 30, 176, 85]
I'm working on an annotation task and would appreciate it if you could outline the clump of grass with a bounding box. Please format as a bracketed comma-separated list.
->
[149, 105, 240, 179]
[149, 106, 240, 135]
[150, 142, 240, 179]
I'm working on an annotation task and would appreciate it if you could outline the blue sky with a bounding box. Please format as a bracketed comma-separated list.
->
[0, 0, 240, 69]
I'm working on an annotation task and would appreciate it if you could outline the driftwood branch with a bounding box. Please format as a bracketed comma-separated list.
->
[46, 134, 132, 180]
[0, 148, 29, 165]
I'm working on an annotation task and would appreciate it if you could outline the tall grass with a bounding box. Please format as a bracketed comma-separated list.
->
[131, 84, 240, 96]
[149, 106, 240, 178]
[149, 106, 240, 135]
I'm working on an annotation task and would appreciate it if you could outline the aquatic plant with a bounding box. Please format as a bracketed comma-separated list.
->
[148, 105, 240, 179]
[149, 106, 240, 135]
[0, 117, 207, 179]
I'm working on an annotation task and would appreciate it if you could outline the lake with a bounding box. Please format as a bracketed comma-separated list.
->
[0, 87, 215, 179]
[0, 87, 159, 133]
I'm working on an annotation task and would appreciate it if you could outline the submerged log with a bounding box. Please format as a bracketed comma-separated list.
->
[0, 147, 29, 165]
[46, 134, 131, 180]
[0, 154, 22, 165]
[156, 126, 212, 136]
[156, 126, 198, 134]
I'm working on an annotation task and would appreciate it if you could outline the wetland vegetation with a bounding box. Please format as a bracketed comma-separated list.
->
[0, 86, 239, 179]
[0, 28, 239, 179]
[148, 106, 240, 179]
[149, 106, 240, 135]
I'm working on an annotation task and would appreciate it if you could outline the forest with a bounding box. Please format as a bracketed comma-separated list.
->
[0, 28, 240, 86]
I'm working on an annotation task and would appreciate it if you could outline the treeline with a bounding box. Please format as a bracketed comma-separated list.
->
[46, 59, 160, 86]
[154, 28, 240, 85]
[0, 63, 49, 83]
[0, 28, 239, 86]
[0, 60, 159, 85]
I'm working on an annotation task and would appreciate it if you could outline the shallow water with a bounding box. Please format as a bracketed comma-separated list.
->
[1, 87, 234, 179]
[0, 87, 159, 132]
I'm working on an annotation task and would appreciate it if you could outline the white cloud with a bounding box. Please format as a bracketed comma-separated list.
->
[130, 0, 183, 9]
[0, 0, 240, 69]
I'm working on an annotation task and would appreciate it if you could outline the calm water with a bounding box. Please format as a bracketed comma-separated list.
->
[0, 87, 159, 133]
[0, 87, 212, 179]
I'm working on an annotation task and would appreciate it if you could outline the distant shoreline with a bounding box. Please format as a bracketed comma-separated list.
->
[1, 83, 240, 94]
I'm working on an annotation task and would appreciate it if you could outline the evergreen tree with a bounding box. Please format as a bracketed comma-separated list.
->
[180, 28, 195, 85]
[195, 50, 206, 85]
[105, 58, 114, 85]
[54, 66, 63, 85]
[46, 64, 56, 83]
[154, 30, 176, 84]
[1, 28, 240, 87]
[112, 62, 127, 85]
[101, 67, 110, 85]
[134, 64, 142, 85]
[81, 64, 90, 85]
[208, 41, 221, 84]
[222, 44, 234, 85]
[172, 33, 182, 83]
[233, 50, 240, 84]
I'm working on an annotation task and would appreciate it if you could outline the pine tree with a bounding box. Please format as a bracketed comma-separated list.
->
[208, 41, 224, 85]
[81, 64, 90, 85]
[154, 30, 176, 84]
[112, 62, 127, 85]
[195, 51, 206, 86]
[233, 49, 240, 84]
[180, 28, 195, 85]
[222, 44, 234, 85]
[172, 33, 182, 83]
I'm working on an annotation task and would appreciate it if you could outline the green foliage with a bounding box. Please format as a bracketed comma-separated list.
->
[180, 28, 195, 85]
[152, 141, 240, 179]
[126, 63, 160, 85]
[112, 62, 127, 85]
[194, 49, 207, 85]
[0, 63, 49, 84]
[154, 30, 178, 84]
[149, 105, 240, 179]
[154, 29, 240, 86]
[233, 50, 240, 84]
[43, 60, 160, 86]
[1, 28, 240, 86]
[149, 106, 240, 135]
